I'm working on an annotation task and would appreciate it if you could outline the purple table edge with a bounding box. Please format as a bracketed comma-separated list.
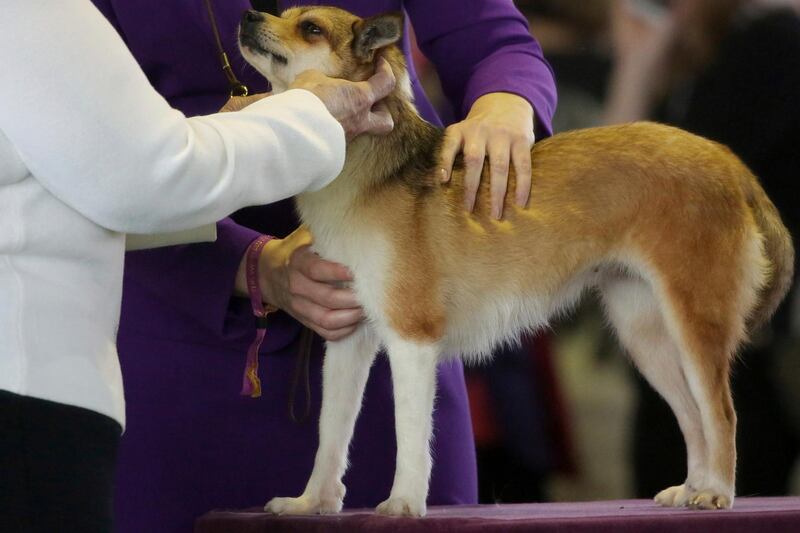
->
[195, 497, 800, 533]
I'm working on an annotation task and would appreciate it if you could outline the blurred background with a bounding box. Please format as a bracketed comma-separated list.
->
[411, 0, 800, 503]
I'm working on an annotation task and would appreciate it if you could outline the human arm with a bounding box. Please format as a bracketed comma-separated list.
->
[220, 96, 370, 340]
[233, 227, 363, 341]
[222, 63, 398, 140]
[81, 0, 362, 341]
[407, 0, 557, 217]
[603, 0, 677, 125]
[1, 1, 393, 234]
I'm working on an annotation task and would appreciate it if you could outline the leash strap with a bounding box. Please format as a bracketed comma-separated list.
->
[288, 326, 314, 423]
[204, 0, 249, 97]
[241, 235, 277, 397]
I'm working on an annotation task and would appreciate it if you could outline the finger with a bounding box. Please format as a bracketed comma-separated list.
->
[488, 137, 511, 219]
[309, 322, 359, 342]
[363, 58, 396, 102]
[511, 139, 533, 208]
[462, 137, 487, 212]
[292, 296, 364, 332]
[439, 128, 463, 183]
[290, 69, 325, 87]
[219, 96, 244, 113]
[288, 272, 361, 309]
[222, 93, 270, 112]
[292, 249, 353, 283]
[364, 102, 394, 136]
[290, 303, 360, 341]
[321, 325, 359, 342]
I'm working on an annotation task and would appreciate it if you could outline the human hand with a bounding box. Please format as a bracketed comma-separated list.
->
[289, 58, 396, 140]
[604, 0, 679, 124]
[439, 92, 535, 219]
[235, 227, 363, 341]
[219, 92, 270, 112]
[610, 0, 677, 70]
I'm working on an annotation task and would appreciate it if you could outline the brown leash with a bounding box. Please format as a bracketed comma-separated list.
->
[206, 0, 312, 422]
[288, 326, 314, 423]
[203, 0, 249, 97]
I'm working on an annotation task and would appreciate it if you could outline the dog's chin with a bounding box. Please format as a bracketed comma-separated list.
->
[239, 48, 290, 93]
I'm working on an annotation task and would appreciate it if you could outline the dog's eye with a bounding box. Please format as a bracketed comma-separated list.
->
[300, 20, 323, 36]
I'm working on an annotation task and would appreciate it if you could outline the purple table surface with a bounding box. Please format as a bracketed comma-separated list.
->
[195, 497, 800, 533]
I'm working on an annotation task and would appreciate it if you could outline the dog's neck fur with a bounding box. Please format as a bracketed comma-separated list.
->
[295, 48, 446, 225]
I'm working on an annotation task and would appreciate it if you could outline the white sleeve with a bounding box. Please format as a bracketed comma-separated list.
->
[0, 0, 345, 233]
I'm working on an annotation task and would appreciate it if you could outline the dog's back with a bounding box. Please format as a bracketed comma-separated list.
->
[373, 122, 790, 358]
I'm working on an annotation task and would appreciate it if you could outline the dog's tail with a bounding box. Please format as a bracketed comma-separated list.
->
[746, 177, 794, 332]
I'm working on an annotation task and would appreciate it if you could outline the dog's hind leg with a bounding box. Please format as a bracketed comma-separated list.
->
[375, 335, 440, 517]
[649, 227, 765, 509]
[601, 275, 709, 508]
[265, 326, 379, 515]
[655, 277, 740, 510]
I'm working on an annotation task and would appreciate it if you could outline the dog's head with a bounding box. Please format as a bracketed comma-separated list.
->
[238, 6, 406, 94]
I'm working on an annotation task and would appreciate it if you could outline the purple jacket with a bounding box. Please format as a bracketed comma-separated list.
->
[91, 1, 555, 532]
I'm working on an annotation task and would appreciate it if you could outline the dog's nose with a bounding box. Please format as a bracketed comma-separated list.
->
[242, 10, 264, 25]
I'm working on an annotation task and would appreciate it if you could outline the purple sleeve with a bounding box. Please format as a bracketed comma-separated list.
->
[125, 218, 261, 335]
[405, 0, 557, 136]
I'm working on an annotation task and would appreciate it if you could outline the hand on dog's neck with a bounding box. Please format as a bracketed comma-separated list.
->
[287, 46, 445, 214]
[341, 49, 445, 191]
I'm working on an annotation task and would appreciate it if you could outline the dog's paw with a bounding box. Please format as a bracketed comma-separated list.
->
[654, 484, 732, 510]
[687, 490, 732, 510]
[264, 495, 342, 515]
[375, 496, 426, 517]
[654, 484, 691, 507]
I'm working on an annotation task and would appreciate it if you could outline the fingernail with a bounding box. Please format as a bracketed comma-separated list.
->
[493, 206, 502, 220]
[440, 168, 448, 182]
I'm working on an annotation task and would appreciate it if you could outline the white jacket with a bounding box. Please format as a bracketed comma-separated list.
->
[0, 0, 345, 427]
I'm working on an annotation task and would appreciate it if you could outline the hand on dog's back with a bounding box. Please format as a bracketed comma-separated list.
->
[290, 58, 396, 140]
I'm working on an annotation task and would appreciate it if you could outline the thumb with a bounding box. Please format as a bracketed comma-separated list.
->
[363, 58, 396, 102]
[364, 102, 394, 136]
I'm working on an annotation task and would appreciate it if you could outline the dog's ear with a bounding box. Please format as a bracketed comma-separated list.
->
[352, 12, 404, 60]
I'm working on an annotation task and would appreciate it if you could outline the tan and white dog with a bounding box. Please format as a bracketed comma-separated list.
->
[238, 6, 794, 517]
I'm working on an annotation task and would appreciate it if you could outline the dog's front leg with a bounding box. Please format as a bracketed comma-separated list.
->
[265, 326, 379, 515]
[376, 336, 439, 517]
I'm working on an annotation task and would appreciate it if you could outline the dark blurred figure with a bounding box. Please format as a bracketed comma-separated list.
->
[518, 0, 613, 131]
[465, 335, 576, 503]
[605, 0, 800, 498]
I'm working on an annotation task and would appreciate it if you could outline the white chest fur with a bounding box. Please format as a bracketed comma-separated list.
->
[296, 192, 394, 335]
